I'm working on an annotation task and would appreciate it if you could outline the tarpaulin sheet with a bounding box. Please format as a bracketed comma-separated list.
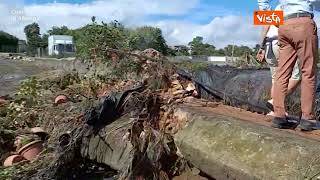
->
[178, 65, 320, 118]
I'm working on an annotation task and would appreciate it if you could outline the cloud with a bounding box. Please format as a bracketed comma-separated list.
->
[0, 0, 261, 48]
[155, 16, 261, 48]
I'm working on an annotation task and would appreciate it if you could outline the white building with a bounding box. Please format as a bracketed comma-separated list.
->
[48, 35, 74, 56]
[208, 56, 227, 62]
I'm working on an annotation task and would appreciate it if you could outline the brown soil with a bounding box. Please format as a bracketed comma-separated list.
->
[183, 100, 320, 141]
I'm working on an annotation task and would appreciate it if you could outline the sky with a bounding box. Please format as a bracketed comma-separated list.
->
[0, 0, 310, 48]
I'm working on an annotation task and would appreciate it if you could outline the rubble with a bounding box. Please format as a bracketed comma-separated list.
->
[7, 54, 35, 62]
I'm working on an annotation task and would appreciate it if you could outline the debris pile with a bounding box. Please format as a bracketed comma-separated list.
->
[3, 47, 315, 179]
[7, 54, 35, 62]
[0, 48, 209, 179]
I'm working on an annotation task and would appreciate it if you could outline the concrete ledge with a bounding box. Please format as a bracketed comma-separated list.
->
[174, 105, 320, 180]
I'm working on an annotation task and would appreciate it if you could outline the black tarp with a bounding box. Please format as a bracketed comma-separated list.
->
[178, 65, 320, 119]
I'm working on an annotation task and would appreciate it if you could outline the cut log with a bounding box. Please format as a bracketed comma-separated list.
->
[173, 104, 320, 180]
[81, 116, 134, 171]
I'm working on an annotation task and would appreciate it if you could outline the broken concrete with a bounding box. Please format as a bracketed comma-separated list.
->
[173, 104, 320, 180]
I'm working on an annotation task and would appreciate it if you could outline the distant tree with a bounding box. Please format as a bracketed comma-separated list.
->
[188, 36, 216, 56]
[128, 26, 169, 55]
[48, 26, 70, 36]
[0, 31, 18, 46]
[224, 44, 253, 57]
[175, 45, 190, 56]
[39, 33, 49, 48]
[24, 23, 42, 56]
[213, 48, 225, 56]
[0, 31, 18, 52]
[224, 45, 234, 57]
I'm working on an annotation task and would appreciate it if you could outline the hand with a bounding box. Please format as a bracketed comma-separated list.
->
[256, 48, 266, 63]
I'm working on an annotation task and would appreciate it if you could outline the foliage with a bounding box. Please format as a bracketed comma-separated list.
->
[48, 25, 71, 36]
[186, 36, 258, 57]
[0, 31, 18, 46]
[1, 77, 44, 129]
[75, 20, 127, 61]
[128, 26, 168, 55]
[24, 23, 42, 56]
[109, 57, 141, 80]
[26, 20, 170, 59]
[16, 77, 42, 106]
[188, 36, 217, 56]
[0, 166, 18, 180]
[213, 48, 225, 56]
[169, 45, 190, 56]
[0, 31, 18, 52]
[224, 44, 254, 57]
[39, 33, 49, 48]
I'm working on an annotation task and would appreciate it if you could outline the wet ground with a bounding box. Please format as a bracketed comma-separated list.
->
[0, 58, 50, 96]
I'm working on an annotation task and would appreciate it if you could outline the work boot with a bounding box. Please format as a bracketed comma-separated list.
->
[271, 117, 298, 129]
[297, 119, 320, 131]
